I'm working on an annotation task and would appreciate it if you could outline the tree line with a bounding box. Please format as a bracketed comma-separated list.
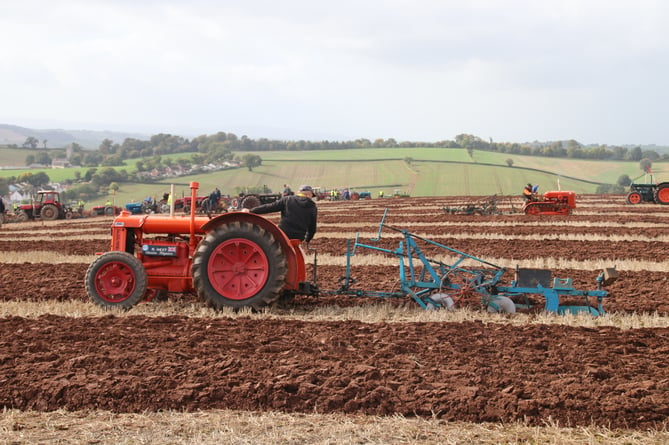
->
[6, 131, 664, 200]
[17, 131, 666, 170]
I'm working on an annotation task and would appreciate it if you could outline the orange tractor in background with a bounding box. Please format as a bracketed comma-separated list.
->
[523, 190, 576, 215]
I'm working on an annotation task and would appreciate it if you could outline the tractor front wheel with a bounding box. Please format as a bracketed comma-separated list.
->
[85, 252, 148, 310]
[626, 192, 642, 205]
[192, 221, 288, 310]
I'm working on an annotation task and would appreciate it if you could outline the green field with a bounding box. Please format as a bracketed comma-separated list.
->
[1, 147, 663, 206]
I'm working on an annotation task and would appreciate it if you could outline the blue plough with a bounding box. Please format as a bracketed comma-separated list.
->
[323, 209, 617, 316]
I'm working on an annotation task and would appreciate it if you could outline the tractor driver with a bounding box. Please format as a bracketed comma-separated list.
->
[248, 184, 318, 244]
[522, 183, 534, 203]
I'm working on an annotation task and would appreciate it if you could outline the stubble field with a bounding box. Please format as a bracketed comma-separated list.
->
[1, 194, 668, 444]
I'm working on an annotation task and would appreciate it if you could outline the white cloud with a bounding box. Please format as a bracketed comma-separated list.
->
[1, 0, 669, 144]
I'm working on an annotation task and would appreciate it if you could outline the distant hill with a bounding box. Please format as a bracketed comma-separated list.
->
[0, 123, 149, 150]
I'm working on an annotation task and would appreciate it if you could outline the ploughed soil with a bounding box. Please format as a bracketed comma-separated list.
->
[1, 194, 669, 429]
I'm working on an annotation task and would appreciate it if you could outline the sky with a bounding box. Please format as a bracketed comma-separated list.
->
[2, 0, 669, 145]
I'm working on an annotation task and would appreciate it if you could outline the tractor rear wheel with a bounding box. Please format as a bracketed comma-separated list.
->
[240, 195, 261, 209]
[192, 221, 288, 310]
[626, 192, 642, 205]
[104, 206, 115, 216]
[41, 204, 59, 220]
[85, 252, 148, 310]
[654, 184, 669, 205]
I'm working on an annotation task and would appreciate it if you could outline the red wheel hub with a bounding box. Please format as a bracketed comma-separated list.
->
[94, 261, 137, 303]
[628, 193, 642, 204]
[207, 238, 270, 300]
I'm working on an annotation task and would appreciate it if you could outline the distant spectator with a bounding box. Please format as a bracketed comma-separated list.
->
[0, 197, 5, 225]
[208, 187, 221, 211]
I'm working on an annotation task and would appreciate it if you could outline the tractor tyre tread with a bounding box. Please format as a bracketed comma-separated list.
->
[654, 184, 669, 205]
[192, 221, 288, 310]
[41, 204, 59, 221]
[240, 195, 261, 210]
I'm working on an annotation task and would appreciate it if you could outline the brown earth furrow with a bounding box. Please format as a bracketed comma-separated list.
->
[0, 315, 667, 429]
[0, 263, 665, 315]
[1, 194, 669, 432]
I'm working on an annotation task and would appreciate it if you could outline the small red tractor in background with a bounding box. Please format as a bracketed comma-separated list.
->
[523, 190, 576, 215]
[85, 182, 310, 310]
[15, 190, 67, 221]
[90, 204, 123, 216]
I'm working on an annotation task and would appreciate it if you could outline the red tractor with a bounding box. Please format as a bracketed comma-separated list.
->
[523, 190, 576, 215]
[174, 195, 230, 214]
[85, 182, 310, 310]
[15, 190, 67, 221]
[91, 204, 123, 216]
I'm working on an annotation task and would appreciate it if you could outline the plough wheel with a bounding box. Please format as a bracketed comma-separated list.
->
[192, 221, 288, 310]
[486, 296, 516, 314]
[85, 251, 148, 310]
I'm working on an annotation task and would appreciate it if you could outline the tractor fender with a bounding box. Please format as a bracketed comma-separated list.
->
[200, 212, 305, 290]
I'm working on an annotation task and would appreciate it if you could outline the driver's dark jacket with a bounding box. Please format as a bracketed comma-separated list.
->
[251, 194, 317, 242]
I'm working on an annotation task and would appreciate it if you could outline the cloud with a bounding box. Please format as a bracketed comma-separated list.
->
[2, 0, 669, 144]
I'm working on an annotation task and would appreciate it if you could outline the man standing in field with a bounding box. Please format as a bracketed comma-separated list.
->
[249, 184, 317, 244]
[0, 196, 5, 226]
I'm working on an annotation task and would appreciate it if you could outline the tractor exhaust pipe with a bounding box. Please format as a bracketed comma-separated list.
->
[169, 184, 175, 217]
[189, 181, 199, 252]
